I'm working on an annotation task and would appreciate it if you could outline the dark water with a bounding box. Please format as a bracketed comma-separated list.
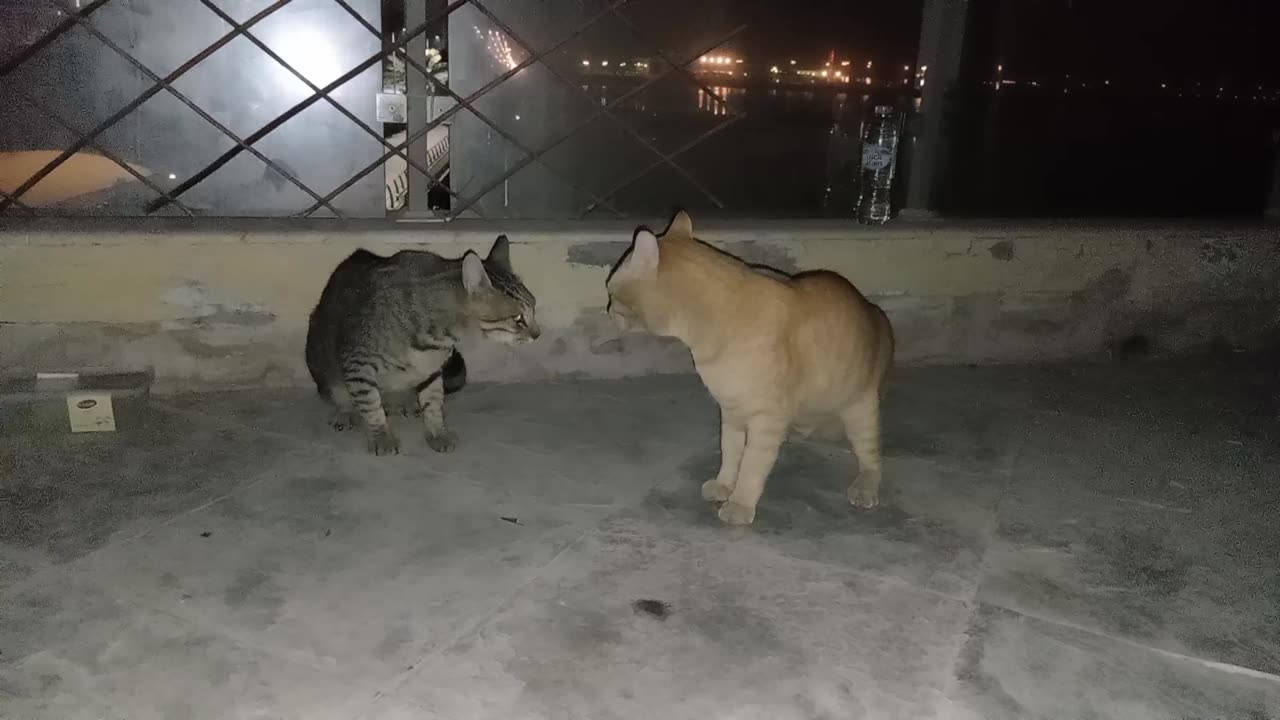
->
[566, 82, 1280, 218]
[572, 82, 885, 217]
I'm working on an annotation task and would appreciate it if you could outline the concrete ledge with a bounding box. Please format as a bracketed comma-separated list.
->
[2, 219, 1278, 391]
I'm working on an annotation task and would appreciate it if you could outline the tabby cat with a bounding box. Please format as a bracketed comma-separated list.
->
[606, 211, 894, 525]
[305, 235, 539, 455]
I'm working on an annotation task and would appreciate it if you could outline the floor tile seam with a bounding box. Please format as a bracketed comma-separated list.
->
[977, 598, 1280, 687]
[932, 418, 1029, 719]
[354, 523, 601, 719]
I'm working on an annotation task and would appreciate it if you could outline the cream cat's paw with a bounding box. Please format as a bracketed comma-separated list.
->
[717, 501, 756, 525]
[847, 479, 879, 509]
[701, 479, 732, 502]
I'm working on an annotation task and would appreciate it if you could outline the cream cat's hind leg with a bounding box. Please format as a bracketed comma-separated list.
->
[702, 415, 746, 502]
[842, 398, 883, 509]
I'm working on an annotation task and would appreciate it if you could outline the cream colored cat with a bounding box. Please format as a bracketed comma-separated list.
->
[606, 211, 894, 525]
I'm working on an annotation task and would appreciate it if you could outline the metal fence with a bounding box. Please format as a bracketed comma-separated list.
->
[0, 0, 778, 220]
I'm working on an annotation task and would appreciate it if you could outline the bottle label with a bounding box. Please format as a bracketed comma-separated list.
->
[862, 145, 894, 171]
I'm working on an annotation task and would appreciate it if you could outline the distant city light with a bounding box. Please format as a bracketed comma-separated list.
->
[904, 64, 910, 71]
[601, 60, 609, 66]
[736, 59, 744, 64]
[789, 60, 796, 65]
[866, 60, 873, 69]
[820, 70, 828, 77]
[581, 59, 589, 66]
[997, 64, 1003, 72]
[770, 65, 779, 73]
[841, 60, 851, 67]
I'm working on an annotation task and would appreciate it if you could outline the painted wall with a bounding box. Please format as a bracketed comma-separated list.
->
[1, 220, 1277, 391]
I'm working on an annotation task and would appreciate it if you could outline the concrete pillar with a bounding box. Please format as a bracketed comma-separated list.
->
[902, 0, 971, 218]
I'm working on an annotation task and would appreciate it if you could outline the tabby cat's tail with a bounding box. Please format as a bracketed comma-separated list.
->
[442, 348, 467, 395]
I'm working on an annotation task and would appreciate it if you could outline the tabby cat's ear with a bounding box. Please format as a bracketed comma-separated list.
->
[665, 209, 693, 238]
[487, 234, 511, 271]
[461, 250, 492, 293]
[615, 229, 660, 284]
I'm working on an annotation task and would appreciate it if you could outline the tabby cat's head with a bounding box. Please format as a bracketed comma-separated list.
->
[605, 210, 694, 336]
[463, 235, 540, 345]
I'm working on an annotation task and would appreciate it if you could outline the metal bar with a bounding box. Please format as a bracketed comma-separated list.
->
[0, 0, 113, 79]
[329, 0, 627, 218]
[403, 0, 432, 215]
[14, 93, 194, 216]
[581, 112, 743, 216]
[149, 0, 469, 215]
[193, 0, 469, 213]
[608, 6, 741, 115]
[300, 0, 625, 217]
[467, 0, 730, 209]
[0, 189, 37, 215]
[448, 23, 747, 218]
[0, 0, 297, 213]
[324, 0, 469, 212]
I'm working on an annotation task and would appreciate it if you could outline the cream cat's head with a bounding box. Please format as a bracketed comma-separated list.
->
[463, 235, 541, 345]
[605, 210, 694, 336]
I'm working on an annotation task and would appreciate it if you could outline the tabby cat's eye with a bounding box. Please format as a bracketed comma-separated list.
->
[514, 313, 526, 326]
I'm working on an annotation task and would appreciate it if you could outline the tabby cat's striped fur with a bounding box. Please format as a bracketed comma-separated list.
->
[305, 236, 539, 455]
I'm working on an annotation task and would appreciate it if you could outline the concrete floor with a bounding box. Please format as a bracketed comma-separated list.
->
[2, 357, 1279, 719]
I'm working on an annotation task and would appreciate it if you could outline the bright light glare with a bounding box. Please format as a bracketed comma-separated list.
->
[269, 25, 340, 86]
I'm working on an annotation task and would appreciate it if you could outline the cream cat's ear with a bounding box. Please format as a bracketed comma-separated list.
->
[615, 229, 660, 283]
[665, 209, 693, 237]
[461, 250, 493, 293]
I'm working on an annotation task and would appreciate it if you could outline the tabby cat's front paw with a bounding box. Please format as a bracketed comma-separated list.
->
[331, 411, 358, 432]
[425, 430, 457, 453]
[701, 479, 732, 502]
[367, 430, 401, 456]
[717, 501, 756, 526]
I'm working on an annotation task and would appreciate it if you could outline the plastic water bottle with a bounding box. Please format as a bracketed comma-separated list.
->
[857, 105, 899, 224]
